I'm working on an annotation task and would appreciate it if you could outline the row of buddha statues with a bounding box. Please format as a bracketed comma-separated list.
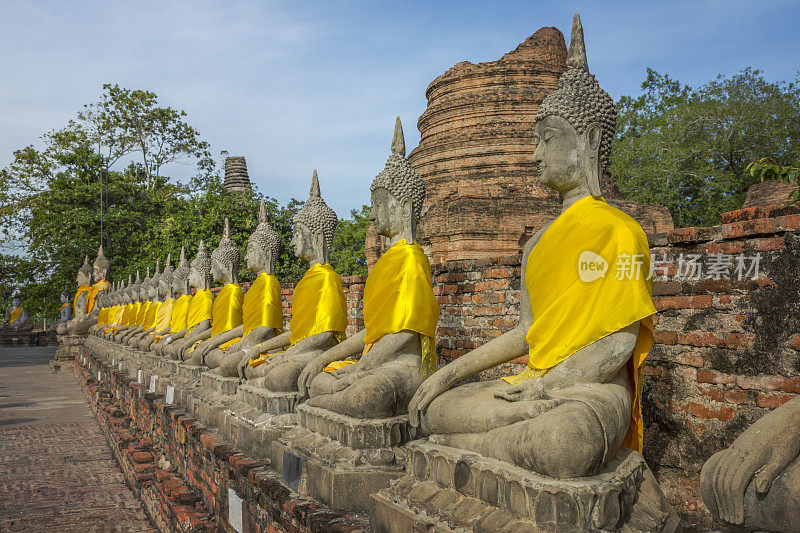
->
[59, 14, 799, 531]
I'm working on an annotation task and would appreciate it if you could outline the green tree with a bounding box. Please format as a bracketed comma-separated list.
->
[612, 68, 800, 227]
[745, 158, 800, 204]
[330, 205, 370, 276]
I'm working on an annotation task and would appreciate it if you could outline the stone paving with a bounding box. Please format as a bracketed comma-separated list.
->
[0, 347, 156, 532]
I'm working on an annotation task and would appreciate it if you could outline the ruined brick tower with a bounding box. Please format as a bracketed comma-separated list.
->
[223, 156, 252, 193]
[367, 26, 673, 266]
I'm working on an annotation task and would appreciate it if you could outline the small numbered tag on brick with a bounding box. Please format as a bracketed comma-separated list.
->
[97, 371, 101, 381]
[137, 369, 143, 383]
[166, 385, 175, 405]
[149, 375, 157, 393]
[228, 488, 244, 532]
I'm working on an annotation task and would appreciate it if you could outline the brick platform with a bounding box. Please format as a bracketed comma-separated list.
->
[0, 346, 155, 532]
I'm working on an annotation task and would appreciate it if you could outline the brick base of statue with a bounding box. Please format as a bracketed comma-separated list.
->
[369, 440, 681, 533]
[272, 403, 416, 511]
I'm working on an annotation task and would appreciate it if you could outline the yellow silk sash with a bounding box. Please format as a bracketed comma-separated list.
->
[74, 285, 90, 310]
[59, 302, 70, 313]
[86, 280, 110, 313]
[143, 301, 161, 329]
[135, 302, 151, 327]
[97, 308, 107, 325]
[152, 298, 174, 333]
[8, 307, 22, 324]
[170, 294, 192, 333]
[361, 239, 440, 377]
[187, 290, 213, 332]
[220, 273, 283, 351]
[505, 195, 656, 453]
[289, 263, 347, 346]
[129, 302, 142, 326]
[211, 284, 244, 337]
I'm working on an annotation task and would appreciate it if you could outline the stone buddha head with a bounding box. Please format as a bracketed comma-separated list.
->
[122, 276, 133, 304]
[189, 241, 212, 291]
[159, 254, 174, 298]
[172, 246, 191, 296]
[77, 256, 92, 287]
[130, 271, 142, 302]
[211, 218, 241, 285]
[146, 260, 161, 300]
[11, 289, 21, 308]
[370, 117, 425, 244]
[139, 267, 152, 301]
[532, 13, 615, 200]
[60, 288, 70, 304]
[93, 245, 111, 282]
[246, 199, 281, 275]
[292, 170, 337, 265]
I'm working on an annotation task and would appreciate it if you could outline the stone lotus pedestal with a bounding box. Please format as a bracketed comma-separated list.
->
[369, 440, 680, 533]
[271, 403, 416, 512]
[219, 385, 300, 456]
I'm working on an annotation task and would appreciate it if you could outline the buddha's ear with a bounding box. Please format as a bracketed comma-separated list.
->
[585, 121, 603, 196]
[400, 196, 413, 222]
[312, 230, 327, 262]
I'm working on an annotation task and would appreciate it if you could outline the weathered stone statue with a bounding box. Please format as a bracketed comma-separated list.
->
[206, 201, 284, 377]
[51, 288, 72, 332]
[164, 242, 214, 361]
[119, 266, 154, 345]
[408, 13, 656, 479]
[186, 219, 245, 366]
[138, 255, 177, 351]
[296, 117, 440, 419]
[60, 257, 92, 336]
[701, 396, 800, 532]
[152, 248, 193, 356]
[3, 289, 31, 332]
[241, 171, 347, 391]
[68, 245, 112, 335]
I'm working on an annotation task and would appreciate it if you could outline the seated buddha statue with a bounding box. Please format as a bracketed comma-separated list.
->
[3, 290, 32, 332]
[51, 288, 73, 333]
[138, 255, 177, 351]
[701, 396, 800, 531]
[112, 271, 143, 342]
[163, 242, 215, 361]
[69, 245, 112, 335]
[241, 171, 347, 390]
[296, 118, 440, 419]
[407, 15, 657, 480]
[185, 219, 245, 366]
[126, 261, 166, 347]
[153, 247, 194, 356]
[60, 257, 92, 336]
[205, 201, 284, 377]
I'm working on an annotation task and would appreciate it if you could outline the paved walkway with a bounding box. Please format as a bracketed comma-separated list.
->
[0, 347, 156, 532]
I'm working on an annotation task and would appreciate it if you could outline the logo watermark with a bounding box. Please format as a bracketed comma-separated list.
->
[578, 251, 762, 282]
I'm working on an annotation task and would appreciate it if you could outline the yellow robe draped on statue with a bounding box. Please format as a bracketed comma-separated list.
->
[219, 273, 283, 351]
[324, 240, 440, 377]
[170, 295, 192, 333]
[149, 298, 174, 336]
[86, 281, 110, 313]
[250, 264, 345, 367]
[97, 308, 107, 325]
[186, 290, 214, 332]
[135, 302, 151, 327]
[187, 284, 242, 355]
[74, 285, 90, 311]
[502, 195, 655, 453]
[143, 301, 161, 329]
[8, 306, 22, 324]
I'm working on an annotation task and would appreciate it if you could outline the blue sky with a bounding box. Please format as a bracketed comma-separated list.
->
[1, 0, 799, 218]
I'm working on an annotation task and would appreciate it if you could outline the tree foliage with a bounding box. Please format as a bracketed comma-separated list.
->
[745, 158, 800, 203]
[612, 68, 800, 227]
[0, 85, 370, 320]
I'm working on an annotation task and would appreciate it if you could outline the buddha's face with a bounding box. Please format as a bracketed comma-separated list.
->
[291, 223, 315, 262]
[188, 267, 203, 289]
[93, 265, 106, 282]
[172, 272, 187, 295]
[245, 241, 266, 271]
[12, 297, 20, 307]
[77, 272, 90, 286]
[533, 115, 590, 194]
[61, 293, 69, 303]
[148, 283, 158, 299]
[370, 188, 401, 238]
[159, 278, 168, 295]
[211, 258, 225, 284]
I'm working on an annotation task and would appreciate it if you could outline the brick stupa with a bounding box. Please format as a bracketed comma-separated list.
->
[223, 156, 252, 193]
[368, 26, 673, 265]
